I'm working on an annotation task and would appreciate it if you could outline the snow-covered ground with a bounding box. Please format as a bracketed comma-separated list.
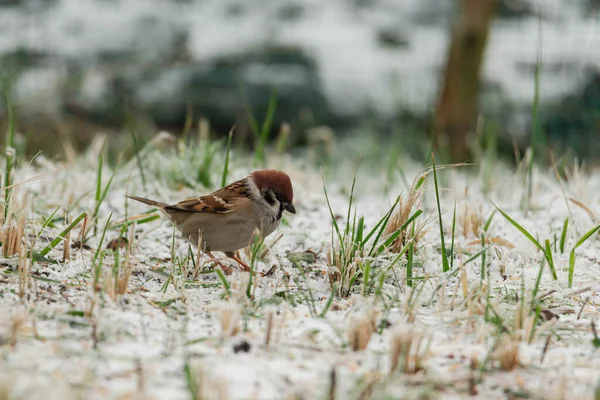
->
[1, 136, 600, 399]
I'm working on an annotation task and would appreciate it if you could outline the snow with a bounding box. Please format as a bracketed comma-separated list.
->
[1, 139, 600, 398]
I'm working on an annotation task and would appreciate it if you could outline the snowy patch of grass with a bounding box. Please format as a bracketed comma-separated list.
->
[323, 167, 420, 298]
[0, 131, 600, 399]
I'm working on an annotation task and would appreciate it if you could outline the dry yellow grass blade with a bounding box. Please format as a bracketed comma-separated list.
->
[467, 237, 515, 248]
[569, 197, 596, 223]
[384, 179, 426, 253]
[219, 302, 241, 339]
[18, 246, 29, 299]
[347, 313, 376, 352]
[493, 334, 520, 371]
[0, 216, 25, 257]
[389, 325, 427, 375]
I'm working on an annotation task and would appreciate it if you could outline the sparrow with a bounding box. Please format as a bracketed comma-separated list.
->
[128, 169, 295, 271]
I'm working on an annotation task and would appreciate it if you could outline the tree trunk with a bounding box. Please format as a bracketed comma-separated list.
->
[433, 0, 496, 162]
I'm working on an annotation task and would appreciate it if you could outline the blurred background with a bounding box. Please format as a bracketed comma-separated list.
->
[0, 0, 598, 162]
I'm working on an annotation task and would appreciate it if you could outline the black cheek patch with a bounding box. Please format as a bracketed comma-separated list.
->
[263, 189, 277, 206]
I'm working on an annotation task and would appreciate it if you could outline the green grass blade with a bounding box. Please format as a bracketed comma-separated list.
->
[215, 268, 231, 298]
[3, 152, 12, 220]
[92, 154, 104, 236]
[260, 90, 277, 136]
[98, 168, 116, 207]
[406, 225, 415, 287]
[373, 229, 403, 256]
[432, 154, 450, 272]
[109, 214, 160, 230]
[39, 212, 86, 256]
[366, 196, 401, 256]
[4, 95, 15, 220]
[184, 359, 198, 400]
[531, 258, 545, 308]
[36, 206, 61, 237]
[451, 204, 456, 270]
[414, 174, 427, 191]
[321, 169, 345, 256]
[350, 209, 357, 252]
[493, 203, 545, 253]
[95, 155, 103, 205]
[526, 11, 543, 211]
[197, 141, 218, 188]
[4, 95, 15, 149]
[128, 116, 147, 190]
[345, 168, 358, 238]
[480, 233, 486, 283]
[544, 239, 557, 280]
[568, 249, 576, 288]
[246, 236, 265, 299]
[348, 272, 360, 290]
[221, 126, 234, 187]
[494, 202, 556, 279]
[400, 209, 423, 233]
[319, 285, 336, 318]
[355, 216, 365, 245]
[463, 245, 493, 266]
[574, 224, 600, 248]
[483, 210, 496, 232]
[568, 223, 600, 287]
[90, 163, 118, 239]
[361, 261, 370, 296]
[360, 200, 397, 247]
[370, 208, 421, 256]
[92, 213, 113, 266]
[388, 238, 413, 269]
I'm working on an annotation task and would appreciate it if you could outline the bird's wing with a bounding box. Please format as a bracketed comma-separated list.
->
[165, 179, 250, 214]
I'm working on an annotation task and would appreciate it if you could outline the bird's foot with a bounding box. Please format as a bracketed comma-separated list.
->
[206, 251, 233, 275]
[228, 252, 264, 276]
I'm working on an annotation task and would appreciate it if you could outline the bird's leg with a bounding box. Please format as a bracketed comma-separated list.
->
[226, 252, 266, 276]
[226, 251, 251, 272]
[206, 251, 233, 275]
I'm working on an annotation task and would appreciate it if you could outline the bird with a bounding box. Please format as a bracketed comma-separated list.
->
[127, 169, 295, 272]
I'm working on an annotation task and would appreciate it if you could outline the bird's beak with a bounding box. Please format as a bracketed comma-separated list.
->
[284, 203, 296, 214]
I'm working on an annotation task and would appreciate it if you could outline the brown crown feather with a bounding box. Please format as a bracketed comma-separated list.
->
[250, 170, 294, 203]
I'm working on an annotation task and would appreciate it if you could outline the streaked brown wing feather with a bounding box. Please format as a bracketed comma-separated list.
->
[168, 195, 233, 213]
[165, 179, 249, 214]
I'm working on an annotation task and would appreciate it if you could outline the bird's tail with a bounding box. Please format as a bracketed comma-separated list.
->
[127, 195, 166, 209]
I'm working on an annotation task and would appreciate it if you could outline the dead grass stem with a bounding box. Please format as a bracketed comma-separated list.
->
[63, 214, 72, 262]
[460, 197, 483, 238]
[1, 215, 25, 258]
[383, 181, 425, 252]
[219, 302, 241, 339]
[18, 245, 29, 299]
[327, 236, 359, 298]
[191, 365, 229, 400]
[493, 334, 520, 371]
[389, 325, 427, 374]
[347, 312, 376, 352]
